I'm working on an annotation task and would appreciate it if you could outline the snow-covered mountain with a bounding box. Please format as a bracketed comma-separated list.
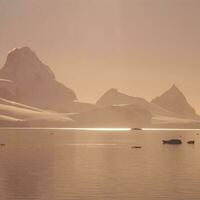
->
[96, 88, 177, 117]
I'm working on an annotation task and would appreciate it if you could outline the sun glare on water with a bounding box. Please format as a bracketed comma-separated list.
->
[63, 128, 132, 131]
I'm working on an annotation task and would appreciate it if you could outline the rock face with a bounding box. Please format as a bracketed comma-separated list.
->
[151, 85, 199, 119]
[0, 47, 77, 112]
[0, 79, 17, 101]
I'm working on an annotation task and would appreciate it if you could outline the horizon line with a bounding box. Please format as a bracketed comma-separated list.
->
[0, 127, 200, 131]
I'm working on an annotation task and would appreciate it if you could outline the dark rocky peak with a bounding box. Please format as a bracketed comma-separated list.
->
[1, 47, 55, 82]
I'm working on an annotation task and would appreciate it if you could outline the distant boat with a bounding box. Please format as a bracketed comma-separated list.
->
[162, 139, 182, 144]
[131, 146, 142, 149]
[187, 140, 195, 144]
[131, 128, 142, 131]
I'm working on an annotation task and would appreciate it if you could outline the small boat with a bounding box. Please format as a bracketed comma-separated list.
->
[187, 140, 195, 144]
[162, 139, 182, 144]
[131, 128, 142, 131]
[131, 146, 142, 149]
[0, 144, 5, 146]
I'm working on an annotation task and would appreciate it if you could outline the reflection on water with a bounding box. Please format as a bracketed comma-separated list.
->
[0, 140, 55, 199]
[0, 130, 199, 200]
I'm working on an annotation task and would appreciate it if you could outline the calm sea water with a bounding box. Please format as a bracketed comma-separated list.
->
[0, 129, 199, 200]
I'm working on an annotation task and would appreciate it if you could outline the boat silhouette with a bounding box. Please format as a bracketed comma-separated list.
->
[162, 139, 182, 144]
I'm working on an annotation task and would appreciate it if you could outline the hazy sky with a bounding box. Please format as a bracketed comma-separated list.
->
[1, 0, 200, 112]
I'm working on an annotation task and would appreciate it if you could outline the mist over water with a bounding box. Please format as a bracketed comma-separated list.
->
[0, 129, 200, 200]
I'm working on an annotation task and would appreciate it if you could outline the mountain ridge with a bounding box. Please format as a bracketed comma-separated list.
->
[0, 47, 199, 127]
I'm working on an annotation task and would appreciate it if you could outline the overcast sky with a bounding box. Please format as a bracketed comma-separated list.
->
[1, 0, 200, 112]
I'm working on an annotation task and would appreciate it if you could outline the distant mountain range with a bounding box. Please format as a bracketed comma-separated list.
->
[0, 47, 199, 128]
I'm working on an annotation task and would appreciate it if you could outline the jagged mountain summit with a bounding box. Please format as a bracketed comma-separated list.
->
[151, 84, 199, 119]
[0, 47, 77, 112]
